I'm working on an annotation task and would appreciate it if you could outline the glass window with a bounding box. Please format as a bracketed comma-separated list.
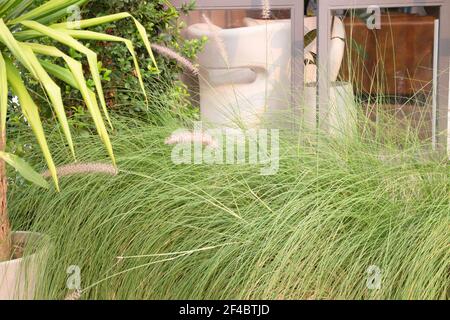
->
[179, 8, 292, 129]
[335, 7, 439, 143]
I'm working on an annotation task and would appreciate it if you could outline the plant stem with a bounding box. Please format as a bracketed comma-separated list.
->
[0, 128, 11, 262]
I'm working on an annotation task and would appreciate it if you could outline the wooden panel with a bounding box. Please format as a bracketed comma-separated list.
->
[340, 13, 435, 97]
[363, 103, 433, 140]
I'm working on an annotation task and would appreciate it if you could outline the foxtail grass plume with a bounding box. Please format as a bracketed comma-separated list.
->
[42, 162, 118, 178]
[151, 43, 199, 75]
[262, 0, 271, 19]
[165, 131, 218, 148]
[64, 289, 82, 300]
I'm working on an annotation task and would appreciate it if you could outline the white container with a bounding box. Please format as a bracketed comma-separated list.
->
[186, 17, 347, 130]
[0, 232, 48, 300]
[187, 20, 292, 128]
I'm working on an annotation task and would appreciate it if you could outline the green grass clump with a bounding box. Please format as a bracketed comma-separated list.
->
[9, 116, 449, 300]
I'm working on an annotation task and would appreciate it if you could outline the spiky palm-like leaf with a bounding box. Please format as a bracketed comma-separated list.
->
[0, 0, 158, 262]
[0, 0, 158, 188]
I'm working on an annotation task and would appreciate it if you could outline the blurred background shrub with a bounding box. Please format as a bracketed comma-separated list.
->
[8, 0, 202, 184]
[18, 0, 202, 125]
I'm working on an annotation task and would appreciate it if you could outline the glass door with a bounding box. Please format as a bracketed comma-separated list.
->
[317, 0, 450, 151]
[171, 0, 304, 129]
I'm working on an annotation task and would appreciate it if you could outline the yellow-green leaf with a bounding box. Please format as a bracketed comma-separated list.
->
[0, 19, 35, 77]
[29, 42, 115, 164]
[38, 57, 115, 165]
[4, 56, 59, 190]
[21, 20, 113, 129]
[19, 42, 75, 157]
[8, 0, 82, 24]
[0, 151, 49, 188]
[0, 51, 7, 131]
[51, 12, 159, 72]
[56, 29, 147, 102]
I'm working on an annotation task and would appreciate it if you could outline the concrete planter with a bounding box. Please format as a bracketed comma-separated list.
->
[0, 232, 48, 300]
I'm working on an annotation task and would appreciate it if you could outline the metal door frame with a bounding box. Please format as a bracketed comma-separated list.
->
[318, 0, 450, 151]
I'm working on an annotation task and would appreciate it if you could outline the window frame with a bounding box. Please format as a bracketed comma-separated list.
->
[318, 0, 450, 151]
[171, 0, 304, 128]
